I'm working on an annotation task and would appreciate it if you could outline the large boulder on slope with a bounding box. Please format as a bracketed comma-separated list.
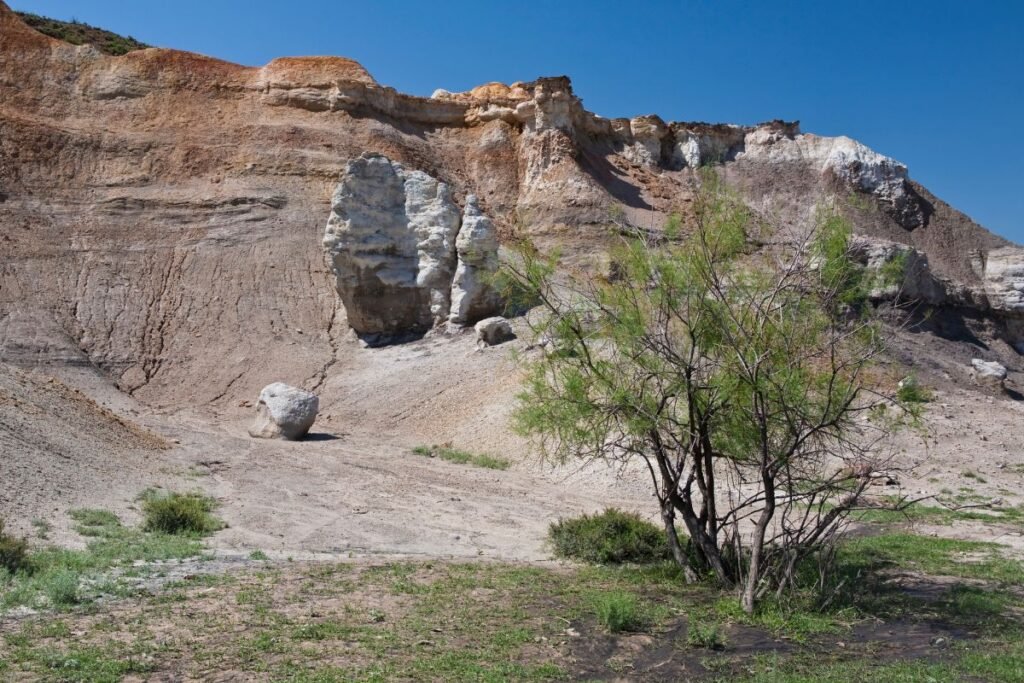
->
[249, 382, 319, 440]
[475, 316, 515, 346]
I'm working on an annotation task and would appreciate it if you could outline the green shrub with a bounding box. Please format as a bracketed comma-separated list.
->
[0, 519, 31, 574]
[686, 620, 727, 649]
[592, 591, 646, 633]
[141, 492, 222, 536]
[44, 569, 80, 607]
[548, 508, 668, 565]
[896, 376, 931, 404]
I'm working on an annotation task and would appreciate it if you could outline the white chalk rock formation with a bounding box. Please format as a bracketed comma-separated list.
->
[971, 359, 1007, 389]
[475, 316, 515, 346]
[323, 153, 466, 340]
[742, 129, 923, 228]
[981, 247, 1024, 314]
[249, 382, 319, 440]
[449, 195, 501, 325]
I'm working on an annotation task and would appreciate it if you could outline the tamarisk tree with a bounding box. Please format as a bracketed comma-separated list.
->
[507, 181, 908, 613]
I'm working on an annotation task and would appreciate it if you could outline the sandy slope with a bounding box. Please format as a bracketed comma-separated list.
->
[2, 316, 1021, 565]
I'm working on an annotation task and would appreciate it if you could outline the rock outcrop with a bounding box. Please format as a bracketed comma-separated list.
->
[249, 383, 319, 440]
[0, 2, 1017, 406]
[323, 156, 501, 341]
[980, 247, 1024, 314]
[851, 238, 946, 304]
[475, 317, 515, 346]
[323, 154, 462, 340]
[449, 195, 500, 325]
[971, 359, 1008, 390]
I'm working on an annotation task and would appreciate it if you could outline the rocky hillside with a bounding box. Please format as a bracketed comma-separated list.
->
[14, 11, 148, 55]
[0, 2, 1020, 411]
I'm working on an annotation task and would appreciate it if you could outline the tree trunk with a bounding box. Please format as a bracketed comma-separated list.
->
[742, 471, 776, 614]
[662, 504, 698, 583]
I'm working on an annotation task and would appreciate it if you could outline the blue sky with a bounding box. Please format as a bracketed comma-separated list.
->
[12, 0, 1024, 243]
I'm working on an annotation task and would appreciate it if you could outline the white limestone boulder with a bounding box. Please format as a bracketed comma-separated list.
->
[971, 359, 1007, 390]
[475, 316, 515, 346]
[248, 382, 319, 440]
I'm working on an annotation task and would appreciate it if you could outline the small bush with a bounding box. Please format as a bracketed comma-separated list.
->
[44, 569, 80, 607]
[141, 492, 222, 536]
[0, 519, 31, 574]
[896, 376, 931, 404]
[549, 508, 668, 565]
[686, 621, 727, 649]
[592, 591, 646, 633]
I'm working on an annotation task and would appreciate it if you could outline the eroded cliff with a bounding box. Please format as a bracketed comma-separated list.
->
[0, 2, 1018, 408]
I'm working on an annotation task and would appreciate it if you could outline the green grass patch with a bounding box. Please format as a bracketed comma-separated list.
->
[854, 501, 1024, 529]
[412, 445, 510, 470]
[591, 590, 648, 633]
[842, 532, 1022, 584]
[0, 506, 209, 611]
[549, 508, 669, 564]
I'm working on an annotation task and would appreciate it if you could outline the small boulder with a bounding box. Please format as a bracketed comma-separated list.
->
[971, 359, 1007, 390]
[475, 316, 515, 346]
[248, 382, 319, 440]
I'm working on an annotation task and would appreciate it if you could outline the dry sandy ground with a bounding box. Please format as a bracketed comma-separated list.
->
[2, 320, 1022, 563]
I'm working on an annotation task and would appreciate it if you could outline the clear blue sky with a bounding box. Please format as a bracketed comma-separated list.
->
[12, 0, 1024, 243]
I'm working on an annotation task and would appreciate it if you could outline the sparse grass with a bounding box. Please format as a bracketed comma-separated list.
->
[841, 532, 1021, 584]
[0, 541, 1022, 680]
[30, 519, 52, 540]
[962, 470, 988, 483]
[591, 590, 647, 633]
[140, 491, 223, 536]
[854, 500, 1024, 529]
[412, 445, 511, 470]
[1, 506, 208, 611]
[549, 508, 669, 565]
[249, 549, 269, 561]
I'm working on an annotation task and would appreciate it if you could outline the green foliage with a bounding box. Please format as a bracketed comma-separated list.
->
[813, 211, 867, 308]
[15, 11, 149, 55]
[896, 376, 932, 404]
[412, 445, 510, 470]
[686, 620, 727, 649]
[141, 491, 223, 536]
[491, 264, 543, 317]
[548, 509, 668, 565]
[505, 176, 897, 612]
[591, 590, 647, 633]
[1, 506, 207, 611]
[0, 519, 30, 575]
[43, 569, 80, 607]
